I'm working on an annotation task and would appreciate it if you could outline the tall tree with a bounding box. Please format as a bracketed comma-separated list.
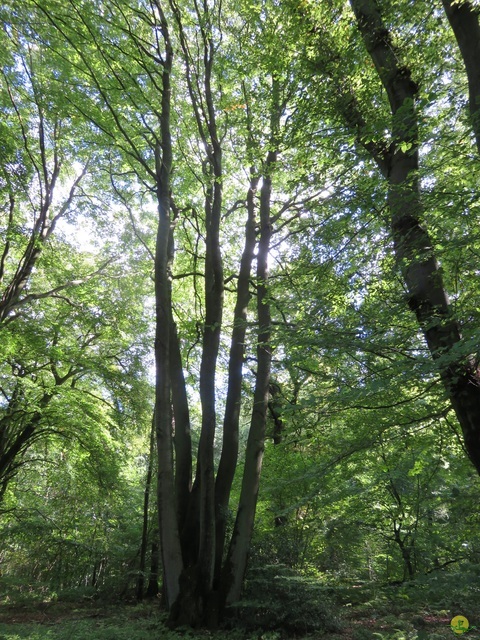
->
[12, 0, 480, 625]
[0, 4, 147, 502]
[30, 0, 299, 625]
[347, 0, 480, 474]
[441, 0, 480, 155]
[292, 0, 480, 474]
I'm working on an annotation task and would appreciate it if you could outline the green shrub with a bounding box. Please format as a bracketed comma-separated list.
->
[395, 565, 480, 618]
[352, 627, 376, 640]
[226, 564, 342, 635]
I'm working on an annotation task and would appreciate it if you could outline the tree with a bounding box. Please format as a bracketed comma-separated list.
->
[0, 401, 152, 594]
[0, 5, 106, 325]
[291, 0, 480, 475]
[26, 0, 305, 625]
[0, 2, 148, 503]
[350, 0, 480, 473]
[0, 257, 152, 501]
[441, 0, 480, 155]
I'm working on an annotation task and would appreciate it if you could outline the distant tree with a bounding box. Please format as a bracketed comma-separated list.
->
[0, 10, 101, 325]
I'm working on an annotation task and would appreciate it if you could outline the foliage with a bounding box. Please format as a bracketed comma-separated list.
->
[0, 391, 157, 595]
[2, 0, 480, 629]
[0, 603, 252, 640]
[1, 572, 479, 640]
[227, 564, 342, 635]
[0, 606, 173, 640]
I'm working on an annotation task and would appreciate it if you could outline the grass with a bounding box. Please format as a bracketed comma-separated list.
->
[0, 602, 250, 640]
[0, 569, 479, 639]
[0, 602, 155, 640]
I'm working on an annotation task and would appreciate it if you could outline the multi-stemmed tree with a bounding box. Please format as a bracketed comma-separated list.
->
[24, 0, 307, 624]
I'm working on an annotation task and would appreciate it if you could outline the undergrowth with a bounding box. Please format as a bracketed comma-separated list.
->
[226, 564, 343, 635]
[1, 566, 479, 639]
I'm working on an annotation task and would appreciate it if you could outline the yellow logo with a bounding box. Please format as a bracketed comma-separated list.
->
[451, 616, 469, 635]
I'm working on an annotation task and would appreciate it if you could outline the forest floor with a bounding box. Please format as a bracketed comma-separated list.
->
[0, 572, 478, 640]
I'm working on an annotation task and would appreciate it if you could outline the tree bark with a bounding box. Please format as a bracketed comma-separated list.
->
[222, 152, 275, 606]
[136, 412, 156, 601]
[441, 0, 480, 155]
[214, 172, 259, 583]
[196, 159, 223, 605]
[349, 0, 480, 475]
[170, 319, 192, 537]
[268, 381, 288, 527]
[167, 1, 224, 624]
[153, 6, 183, 608]
[145, 538, 160, 598]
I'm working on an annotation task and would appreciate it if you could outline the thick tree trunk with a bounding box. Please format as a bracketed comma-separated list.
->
[154, 17, 183, 608]
[170, 320, 192, 535]
[195, 136, 224, 627]
[166, 3, 224, 625]
[214, 172, 259, 582]
[222, 155, 275, 607]
[441, 0, 480, 155]
[349, 0, 480, 475]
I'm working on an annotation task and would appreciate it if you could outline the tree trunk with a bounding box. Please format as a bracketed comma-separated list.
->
[170, 319, 192, 536]
[394, 527, 415, 580]
[154, 13, 183, 608]
[349, 0, 480, 475]
[145, 538, 160, 598]
[222, 153, 275, 607]
[268, 381, 288, 527]
[166, 1, 224, 625]
[441, 0, 480, 155]
[136, 413, 156, 601]
[196, 175, 223, 606]
[214, 172, 259, 582]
